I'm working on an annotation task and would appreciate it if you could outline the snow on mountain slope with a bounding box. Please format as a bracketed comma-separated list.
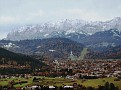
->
[6, 17, 121, 41]
[2, 42, 19, 49]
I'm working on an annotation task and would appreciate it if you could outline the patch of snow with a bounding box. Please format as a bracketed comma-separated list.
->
[65, 29, 76, 35]
[44, 34, 49, 37]
[36, 46, 41, 48]
[49, 49, 56, 52]
[3, 42, 19, 49]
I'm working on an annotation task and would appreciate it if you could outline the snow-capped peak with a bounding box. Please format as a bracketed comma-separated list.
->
[6, 17, 121, 41]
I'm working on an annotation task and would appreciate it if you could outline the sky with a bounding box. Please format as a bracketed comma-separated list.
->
[0, 0, 121, 39]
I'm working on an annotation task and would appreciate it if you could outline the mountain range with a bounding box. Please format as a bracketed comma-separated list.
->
[1, 17, 121, 59]
[5, 17, 121, 50]
[6, 17, 121, 41]
[82, 28, 121, 50]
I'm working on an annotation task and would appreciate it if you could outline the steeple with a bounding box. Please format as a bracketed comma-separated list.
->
[70, 51, 73, 55]
[69, 51, 77, 60]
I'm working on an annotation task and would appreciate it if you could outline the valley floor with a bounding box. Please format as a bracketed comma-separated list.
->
[0, 76, 121, 90]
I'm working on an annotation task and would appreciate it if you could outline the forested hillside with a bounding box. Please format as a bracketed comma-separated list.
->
[0, 48, 45, 74]
[0, 38, 84, 59]
[87, 45, 121, 59]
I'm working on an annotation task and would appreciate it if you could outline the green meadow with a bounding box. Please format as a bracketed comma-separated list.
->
[0, 76, 121, 90]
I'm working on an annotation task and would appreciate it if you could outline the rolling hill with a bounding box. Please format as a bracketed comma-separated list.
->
[0, 47, 45, 74]
[1, 38, 84, 59]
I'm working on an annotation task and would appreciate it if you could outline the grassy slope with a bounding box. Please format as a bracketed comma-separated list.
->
[79, 48, 88, 60]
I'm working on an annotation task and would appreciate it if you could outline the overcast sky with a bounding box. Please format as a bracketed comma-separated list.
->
[0, 0, 121, 39]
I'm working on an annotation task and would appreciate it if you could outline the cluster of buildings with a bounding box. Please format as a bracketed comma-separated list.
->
[44, 59, 121, 79]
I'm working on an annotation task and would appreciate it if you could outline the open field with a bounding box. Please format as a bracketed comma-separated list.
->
[0, 76, 121, 89]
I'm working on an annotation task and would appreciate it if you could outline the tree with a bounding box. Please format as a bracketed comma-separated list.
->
[98, 85, 104, 90]
[110, 83, 115, 90]
[104, 82, 109, 90]
[33, 77, 37, 82]
[87, 87, 94, 90]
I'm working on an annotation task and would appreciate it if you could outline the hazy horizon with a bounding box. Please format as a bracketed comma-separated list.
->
[0, 0, 121, 39]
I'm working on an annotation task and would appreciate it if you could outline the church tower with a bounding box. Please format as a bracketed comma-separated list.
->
[69, 51, 77, 60]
